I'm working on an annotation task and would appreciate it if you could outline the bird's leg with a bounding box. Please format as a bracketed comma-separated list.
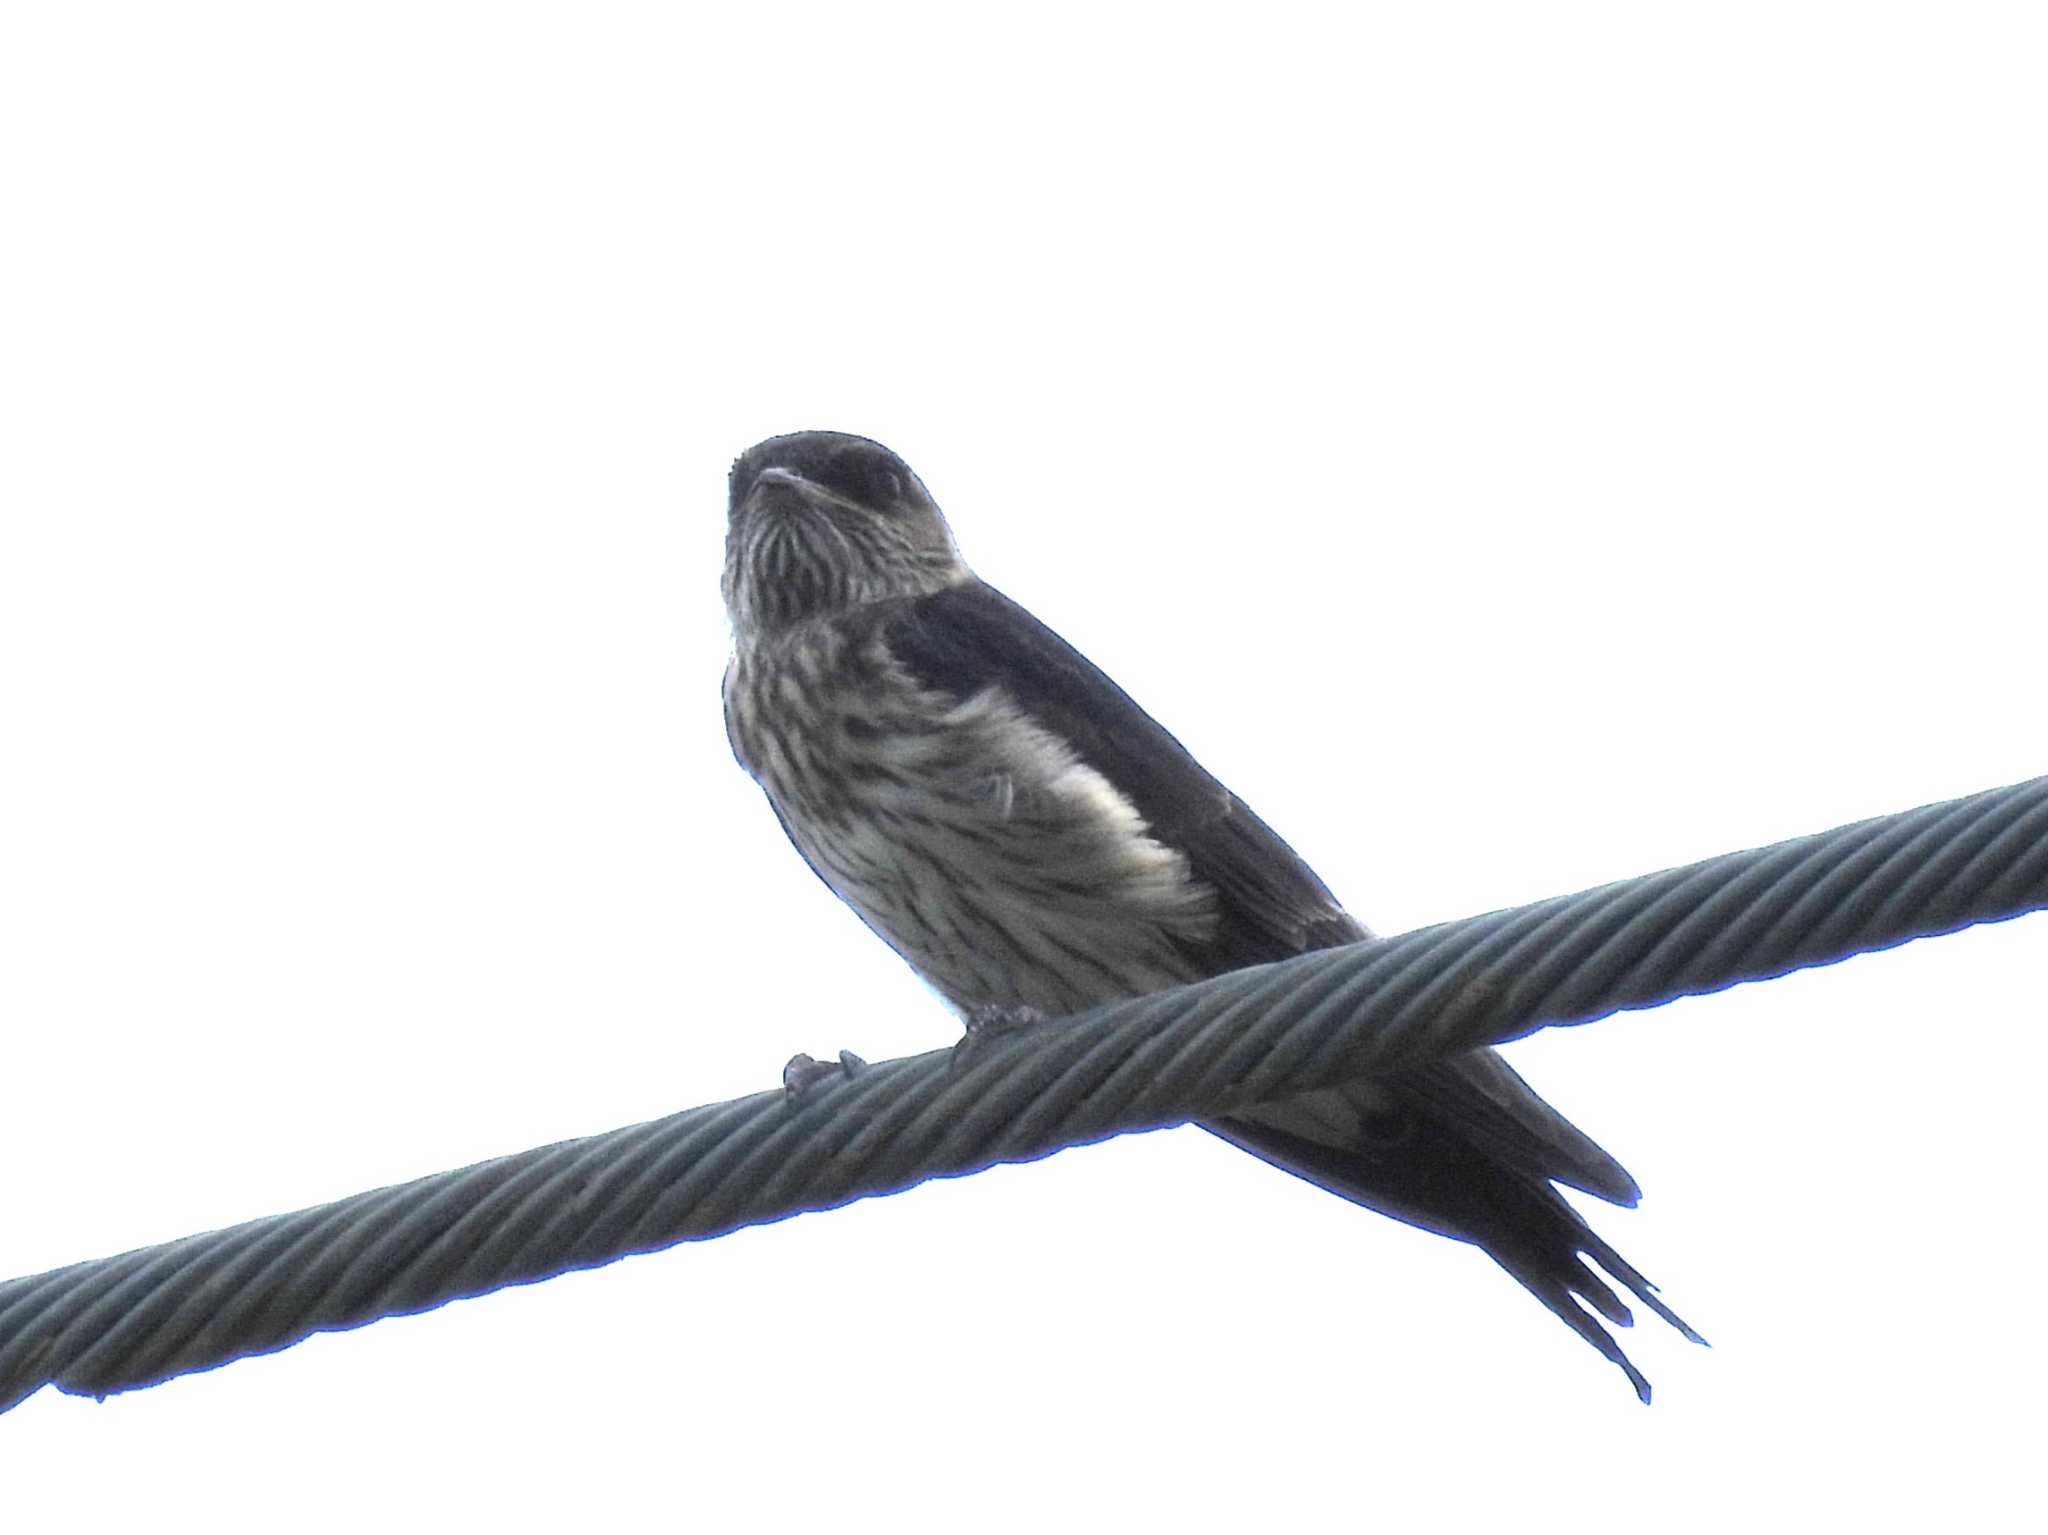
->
[782, 1049, 869, 1101]
[950, 1003, 1052, 1070]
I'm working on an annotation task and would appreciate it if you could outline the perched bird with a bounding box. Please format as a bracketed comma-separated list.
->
[722, 430, 1701, 1399]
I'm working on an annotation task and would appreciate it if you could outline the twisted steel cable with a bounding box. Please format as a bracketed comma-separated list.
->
[3, 774, 2043, 1413]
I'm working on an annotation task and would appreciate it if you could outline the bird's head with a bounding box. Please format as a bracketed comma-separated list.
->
[723, 431, 969, 637]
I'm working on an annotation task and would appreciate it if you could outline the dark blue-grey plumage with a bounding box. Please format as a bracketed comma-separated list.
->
[722, 430, 1701, 1399]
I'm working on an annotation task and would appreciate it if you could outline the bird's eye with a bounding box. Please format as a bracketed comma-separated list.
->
[817, 444, 911, 509]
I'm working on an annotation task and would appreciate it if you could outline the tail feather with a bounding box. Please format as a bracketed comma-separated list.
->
[1387, 1051, 1643, 1206]
[1211, 1071, 1702, 1401]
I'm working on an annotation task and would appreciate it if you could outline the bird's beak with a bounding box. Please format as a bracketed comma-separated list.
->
[743, 464, 821, 513]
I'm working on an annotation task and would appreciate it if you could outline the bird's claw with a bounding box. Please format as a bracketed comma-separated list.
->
[783, 1049, 868, 1101]
[950, 1003, 1050, 1070]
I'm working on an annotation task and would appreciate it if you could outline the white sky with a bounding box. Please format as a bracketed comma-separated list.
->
[2, 4, 2043, 1529]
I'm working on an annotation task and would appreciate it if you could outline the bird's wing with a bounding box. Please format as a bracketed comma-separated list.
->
[880, 580, 1362, 968]
[880, 580, 1693, 1397]
[880, 581, 1638, 1199]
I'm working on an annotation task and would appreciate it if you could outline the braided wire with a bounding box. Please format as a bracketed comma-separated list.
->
[3, 774, 2043, 1413]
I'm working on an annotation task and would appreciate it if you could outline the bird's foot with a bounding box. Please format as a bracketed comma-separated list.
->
[782, 1049, 869, 1101]
[950, 1003, 1051, 1070]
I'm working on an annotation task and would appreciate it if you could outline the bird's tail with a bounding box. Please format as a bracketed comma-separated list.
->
[1210, 1070, 1704, 1402]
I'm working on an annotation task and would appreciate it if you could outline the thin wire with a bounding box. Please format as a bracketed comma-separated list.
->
[2, 774, 2042, 1412]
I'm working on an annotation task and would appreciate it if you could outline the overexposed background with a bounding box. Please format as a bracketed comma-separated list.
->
[2, 3, 2042, 1528]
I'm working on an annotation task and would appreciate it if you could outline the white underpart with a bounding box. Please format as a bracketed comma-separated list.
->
[847, 685, 1216, 1014]
[731, 630, 1221, 1018]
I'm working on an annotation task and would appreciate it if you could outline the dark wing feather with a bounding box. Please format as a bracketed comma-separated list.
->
[881, 580, 1638, 1200]
[882, 580, 1365, 969]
